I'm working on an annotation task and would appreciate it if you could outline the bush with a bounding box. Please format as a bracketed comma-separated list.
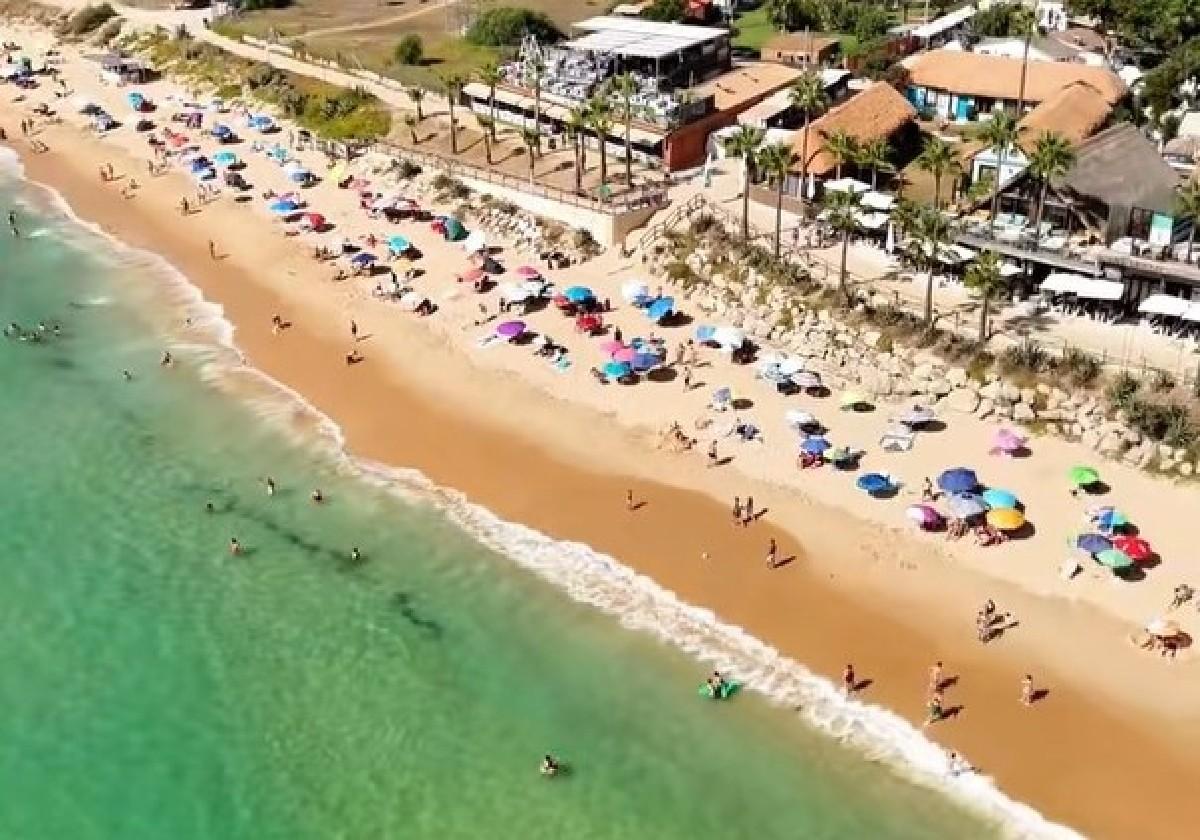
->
[1058, 347, 1101, 387]
[95, 16, 123, 46]
[1105, 371, 1141, 412]
[466, 6, 561, 47]
[642, 0, 685, 22]
[246, 62, 282, 89]
[999, 338, 1050, 375]
[393, 34, 424, 66]
[396, 159, 422, 179]
[63, 3, 116, 36]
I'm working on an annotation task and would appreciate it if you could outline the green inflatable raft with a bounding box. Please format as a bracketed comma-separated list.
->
[698, 680, 740, 700]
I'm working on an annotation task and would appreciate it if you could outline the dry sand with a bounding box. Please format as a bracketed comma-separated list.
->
[4, 27, 1200, 838]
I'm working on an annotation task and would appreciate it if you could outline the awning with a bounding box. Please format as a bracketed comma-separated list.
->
[861, 191, 895, 211]
[1040, 272, 1091, 294]
[936, 244, 976, 264]
[1138, 293, 1192, 317]
[1074, 278, 1124, 301]
[825, 177, 871, 194]
[1183, 304, 1200, 322]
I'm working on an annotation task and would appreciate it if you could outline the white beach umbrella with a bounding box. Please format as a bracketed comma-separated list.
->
[462, 231, 487, 254]
[712, 326, 745, 349]
[621, 279, 650, 303]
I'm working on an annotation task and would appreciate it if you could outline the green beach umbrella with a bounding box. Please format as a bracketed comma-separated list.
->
[1096, 548, 1133, 569]
[1068, 465, 1100, 487]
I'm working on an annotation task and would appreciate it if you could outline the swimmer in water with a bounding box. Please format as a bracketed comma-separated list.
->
[310, 488, 324, 503]
[265, 477, 276, 497]
[350, 546, 361, 563]
[8, 210, 18, 237]
[540, 755, 560, 777]
[160, 350, 172, 366]
[122, 369, 133, 381]
[229, 537, 241, 555]
[205, 501, 215, 513]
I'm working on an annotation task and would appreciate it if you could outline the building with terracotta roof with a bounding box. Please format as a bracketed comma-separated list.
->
[902, 49, 1125, 122]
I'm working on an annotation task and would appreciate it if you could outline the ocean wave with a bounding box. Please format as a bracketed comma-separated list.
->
[9, 152, 1083, 840]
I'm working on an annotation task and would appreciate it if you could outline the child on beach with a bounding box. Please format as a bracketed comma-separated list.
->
[924, 690, 944, 726]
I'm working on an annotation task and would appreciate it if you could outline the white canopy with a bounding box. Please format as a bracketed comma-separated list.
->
[712, 326, 745, 349]
[1139, 293, 1192, 317]
[1040, 272, 1090, 294]
[1183, 304, 1200, 323]
[621, 279, 650, 303]
[999, 261, 1023, 277]
[1075, 278, 1125, 301]
[825, 177, 871, 195]
[462, 232, 487, 254]
[861, 190, 895, 211]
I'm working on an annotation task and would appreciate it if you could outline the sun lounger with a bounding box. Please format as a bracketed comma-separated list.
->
[879, 428, 915, 452]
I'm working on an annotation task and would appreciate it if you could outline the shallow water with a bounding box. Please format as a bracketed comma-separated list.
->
[0, 160, 1010, 839]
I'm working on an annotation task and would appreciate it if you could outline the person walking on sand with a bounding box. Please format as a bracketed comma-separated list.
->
[271, 314, 283, 334]
[743, 496, 754, 526]
[1020, 674, 1034, 706]
[706, 439, 719, 468]
[731, 496, 742, 526]
[924, 689, 944, 727]
[765, 537, 778, 568]
[922, 477, 935, 502]
[842, 663, 856, 695]
[625, 489, 635, 511]
[208, 240, 217, 260]
[928, 661, 943, 693]
[682, 366, 692, 391]
[350, 320, 358, 341]
[179, 196, 189, 215]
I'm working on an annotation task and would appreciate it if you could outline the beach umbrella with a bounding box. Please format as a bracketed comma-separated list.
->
[329, 162, 348, 183]
[647, 297, 675, 322]
[461, 267, 486, 284]
[212, 150, 237, 167]
[785, 409, 818, 430]
[712, 326, 745, 349]
[603, 360, 633, 378]
[564, 286, 594, 303]
[1069, 465, 1101, 488]
[288, 167, 313, 183]
[495, 320, 526, 339]
[1146, 618, 1183, 638]
[212, 123, 232, 138]
[793, 371, 822, 390]
[1112, 535, 1153, 562]
[126, 91, 144, 108]
[1091, 506, 1128, 532]
[189, 157, 211, 173]
[515, 265, 540, 279]
[351, 252, 377, 268]
[840, 391, 869, 409]
[981, 488, 1019, 510]
[947, 493, 988, 518]
[387, 235, 410, 253]
[300, 213, 326, 230]
[1075, 533, 1112, 554]
[612, 347, 637, 363]
[250, 114, 274, 131]
[827, 446, 854, 465]
[800, 436, 831, 455]
[398, 291, 427, 312]
[906, 504, 942, 527]
[777, 357, 807, 376]
[986, 508, 1026, 530]
[899, 406, 936, 425]
[1096, 548, 1133, 569]
[695, 325, 716, 343]
[937, 468, 978, 494]
[993, 428, 1026, 452]
[621, 280, 650, 303]
[856, 472, 892, 494]
[269, 199, 298, 215]
[600, 340, 626, 355]
[631, 352, 661, 371]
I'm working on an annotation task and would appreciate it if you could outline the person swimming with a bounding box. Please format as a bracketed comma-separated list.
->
[205, 501, 215, 514]
[310, 488, 324, 503]
[706, 671, 726, 696]
[540, 755, 560, 777]
[350, 546, 361, 563]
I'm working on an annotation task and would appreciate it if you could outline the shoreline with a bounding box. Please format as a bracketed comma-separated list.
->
[4, 41, 1200, 839]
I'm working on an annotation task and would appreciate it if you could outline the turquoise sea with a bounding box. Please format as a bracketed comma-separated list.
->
[0, 155, 1028, 839]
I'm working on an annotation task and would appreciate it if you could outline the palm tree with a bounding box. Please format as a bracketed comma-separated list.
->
[475, 62, 502, 141]
[611, 72, 638, 186]
[520, 127, 539, 183]
[586, 96, 614, 190]
[963, 249, 1006, 342]
[915, 136, 959, 210]
[789, 71, 829, 216]
[524, 58, 545, 157]
[406, 87, 425, 122]
[565, 105, 588, 195]
[824, 129, 858, 181]
[757, 142, 797, 258]
[476, 115, 495, 165]
[723, 125, 766, 242]
[442, 73, 465, 155]
[1177, 180, 1200, 263]
[822, 189, 862, 301]
[857, 137, 894, 190]
[403, 113, 418, 145]
[902, 204, 952, 326]
[1026, 132, 1075, 230]
[975, 111, 1018, 225]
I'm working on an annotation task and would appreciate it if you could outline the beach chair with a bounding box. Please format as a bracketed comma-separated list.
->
[879, 426, 915, 452]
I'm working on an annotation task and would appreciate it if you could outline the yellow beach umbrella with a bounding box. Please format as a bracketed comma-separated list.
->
[329, 162, 348, 183]
[840, 391, 869, 409]
[986, 508, 1025, 531]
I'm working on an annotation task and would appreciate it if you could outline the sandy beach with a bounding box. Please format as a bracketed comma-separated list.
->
[5, 24, 1200, 838]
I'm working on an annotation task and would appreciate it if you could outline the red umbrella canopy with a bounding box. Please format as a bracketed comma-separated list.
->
[1112, 535, 1153, 562]
[461, 267, 485, 283]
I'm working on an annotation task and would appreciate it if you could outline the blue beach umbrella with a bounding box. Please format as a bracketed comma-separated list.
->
[603, 361, 633, 378]
[288, 167, 312, 183]
[212, 123, 232, 139]
[1076, 533, 1112, 554]
[212, 150, 237, 167]
[631, 352, 661, 371]
[800, 436, 831, 455]
[564, 286, 594, 303]
[856, 472, 892, 494]
[695, 325, 716, 342]
[188, 157, 211, 173]
[126, 91, 144, 108]
[937, 468, 978, 495]
[350, 252, 377, 267]
[269, 198, 298, 214]
[1092, 507, 1128, 533]
[981, 488, 1019, 510]
[647, 297, 675, 322]
[387, 235, 410, 253]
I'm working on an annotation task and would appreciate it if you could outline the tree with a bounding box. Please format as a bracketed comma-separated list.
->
[1026, 132, 1075, 229]
[524, 57, 545, 157]
[765, 0, 820, 30]
[393, 34, 423, 66]
[971, 2, 1027, 37]
[476, 115, 495, 164]
[611, 72, 638, 186]
[974, 111, 1018, 225]
[566, 105, 589, 195]
[789, 71, 829, 217]
[587, 96, 614, 190]
[822, 189, 862, 301]
[406, 87, 425, 122]
[900, 204, 953, 326]
[1177, 180, 1200, 263]
[475, 62, 502, 141]
[963, 249, 1007, 342]
[915, 135, 959, 211]
[723, 125, 766, 242]
[442, 73, 465, 155]
[857, 137, 894, 190]
[757, 142, 798, 258]
[465, 7, 561, 46]
[403, 113, 418, 145]
[824, 129, 858, 181]
[642, 0, 685, 22]
[520, 127, 539, 182]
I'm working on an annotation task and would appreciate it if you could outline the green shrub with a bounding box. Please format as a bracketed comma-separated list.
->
[63, 3, 116, 36]
[1058, 347, 1101, 387]
[642, 0, 685, 22]
[999, 338, 1049, 375]
[393, 34, 424, 66]
[246, 62, 282, 89]
[466, 6, 561, 47]
[1105, 371, 1141, 412]
[1151, 368, 1176, 393]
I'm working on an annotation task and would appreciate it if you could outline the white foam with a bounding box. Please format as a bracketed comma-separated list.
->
[9, 155, 1084, 840]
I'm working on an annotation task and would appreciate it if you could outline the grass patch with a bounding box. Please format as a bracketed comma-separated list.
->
[731, 6, 775, 51]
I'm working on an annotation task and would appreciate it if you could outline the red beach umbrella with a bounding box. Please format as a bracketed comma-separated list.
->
[460, 267, 485, 284]
[1112, 535, 1153, 562]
